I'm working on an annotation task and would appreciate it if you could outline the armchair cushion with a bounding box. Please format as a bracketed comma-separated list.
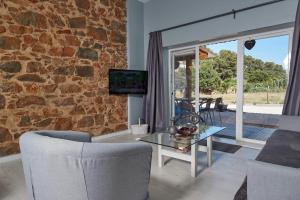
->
[256, 129, 300, 168]
[279, 116, 300, 132]
[247, 160, 300, 200]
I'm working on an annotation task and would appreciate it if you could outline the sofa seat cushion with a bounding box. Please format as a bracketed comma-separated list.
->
[256, 129, 300, 168]
[234, 129, 300, 200]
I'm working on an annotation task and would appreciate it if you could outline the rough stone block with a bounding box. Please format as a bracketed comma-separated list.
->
[59, 84, 81, 93]
[87, 27, 107, 41]
[78, 116, 94, 128]
[55, 117, 73, 130]
[77, 47, 98, 60]
[0, 61, 22, 73]
[16, 96, 46, 108]
[15, 11, 48, 29]
[69, 17, 86, 28]
[17, 74, 46, 83]
[75, 0, 90, 9]
[75, 65, 94, 77]
[0, 95, 5, 109]
[0, 36, 21, 50]
[0, 127, 12, 143]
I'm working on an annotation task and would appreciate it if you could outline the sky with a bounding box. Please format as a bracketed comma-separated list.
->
[207, 35, 290, 69]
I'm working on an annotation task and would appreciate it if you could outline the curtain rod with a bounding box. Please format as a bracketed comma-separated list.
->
[152, 0, 287, 34]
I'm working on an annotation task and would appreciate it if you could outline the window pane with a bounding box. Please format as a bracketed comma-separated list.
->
[200, 41, 237, 139]
[173, 49, 196, 118]
[243, 35, 289, 141]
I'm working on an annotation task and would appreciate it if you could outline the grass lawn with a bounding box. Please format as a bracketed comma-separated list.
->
[201, 92, 286, 105]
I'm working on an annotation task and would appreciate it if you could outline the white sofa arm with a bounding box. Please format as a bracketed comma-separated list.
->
[247, 160, 300, 200]
[279, 116, 300, 132]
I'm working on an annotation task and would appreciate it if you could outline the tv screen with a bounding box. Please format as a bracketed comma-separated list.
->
[109, 69, 148, 94]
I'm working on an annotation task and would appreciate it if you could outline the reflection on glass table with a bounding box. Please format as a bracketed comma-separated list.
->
[139, 125, 226, 177]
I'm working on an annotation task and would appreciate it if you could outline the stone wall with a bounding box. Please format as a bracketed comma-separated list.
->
[0, 0, 128, 156]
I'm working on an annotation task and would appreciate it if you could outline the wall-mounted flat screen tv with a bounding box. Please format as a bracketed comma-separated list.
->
[109, 69, 148, 94]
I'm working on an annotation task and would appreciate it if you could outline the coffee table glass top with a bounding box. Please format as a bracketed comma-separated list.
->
[139, 126, 225, 151]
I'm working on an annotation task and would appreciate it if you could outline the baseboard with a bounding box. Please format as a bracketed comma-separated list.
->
[92, 129, 131, 142]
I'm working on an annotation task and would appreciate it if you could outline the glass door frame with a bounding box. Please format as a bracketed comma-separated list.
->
[168, 27, 293, 145]
[236, 28, 293, 144]
[169, 46, 200, 118]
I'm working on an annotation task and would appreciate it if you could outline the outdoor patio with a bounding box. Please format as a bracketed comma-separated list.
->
[207, 105, 281, 141]
[175, 100, 281, 141]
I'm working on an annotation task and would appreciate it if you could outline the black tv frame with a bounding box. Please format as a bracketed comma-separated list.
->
[109, 69, 148, 95]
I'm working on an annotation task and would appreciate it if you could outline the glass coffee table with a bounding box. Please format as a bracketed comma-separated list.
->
[139, 126, 225, 177]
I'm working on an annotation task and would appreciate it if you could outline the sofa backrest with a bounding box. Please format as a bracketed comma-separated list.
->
[279, 116, 300, 132]
[20, 131, 152, 200]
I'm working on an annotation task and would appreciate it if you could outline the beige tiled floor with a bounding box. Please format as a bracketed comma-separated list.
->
[96, 134, 259, 200]
[0, 134, 259, 200]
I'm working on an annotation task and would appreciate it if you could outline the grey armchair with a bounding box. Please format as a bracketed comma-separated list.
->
[20, 130, 152, 200]
[246, 116, 300, 200]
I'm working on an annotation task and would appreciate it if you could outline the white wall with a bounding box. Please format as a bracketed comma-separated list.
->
[127, 0, 145, 125]
[127, 0, 298, 126]
[144, 0, 298, 47]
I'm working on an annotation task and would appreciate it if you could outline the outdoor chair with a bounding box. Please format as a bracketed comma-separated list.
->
[174, 111, 205, 127]
[212, 97, 227, 126]
[175, 99, 195, 117]
[199, 98, 213, 125]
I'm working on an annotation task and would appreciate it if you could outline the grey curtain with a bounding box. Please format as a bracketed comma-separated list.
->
[143, 31, 167, 133]
[283, 1, 300, 116]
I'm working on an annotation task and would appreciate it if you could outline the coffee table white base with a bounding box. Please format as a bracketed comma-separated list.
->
[158, 136, 212, 177]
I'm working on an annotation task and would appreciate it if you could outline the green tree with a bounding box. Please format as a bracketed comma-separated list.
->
[220, 78, 236, 94]
[199, 65, 221, 94]
[174, 49, 287, 94]
[213, 50, 237, 80]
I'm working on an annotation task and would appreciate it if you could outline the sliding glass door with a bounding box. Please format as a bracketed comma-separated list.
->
[170, 48, 198, 119]
[169, 28, 293, 144]
[170, 43, 238, 140]
[240, 33, 291, 142]
[199, 41, 237, 139]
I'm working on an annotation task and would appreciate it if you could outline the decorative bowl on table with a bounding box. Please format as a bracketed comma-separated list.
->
[171, 126, 197, 152]
[176, 126, 197, 137]
[172, 126, 197, 143]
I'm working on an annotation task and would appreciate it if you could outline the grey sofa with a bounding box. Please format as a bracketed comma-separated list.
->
[234, 116, 300, 200]
[20, 130, 152, 200]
